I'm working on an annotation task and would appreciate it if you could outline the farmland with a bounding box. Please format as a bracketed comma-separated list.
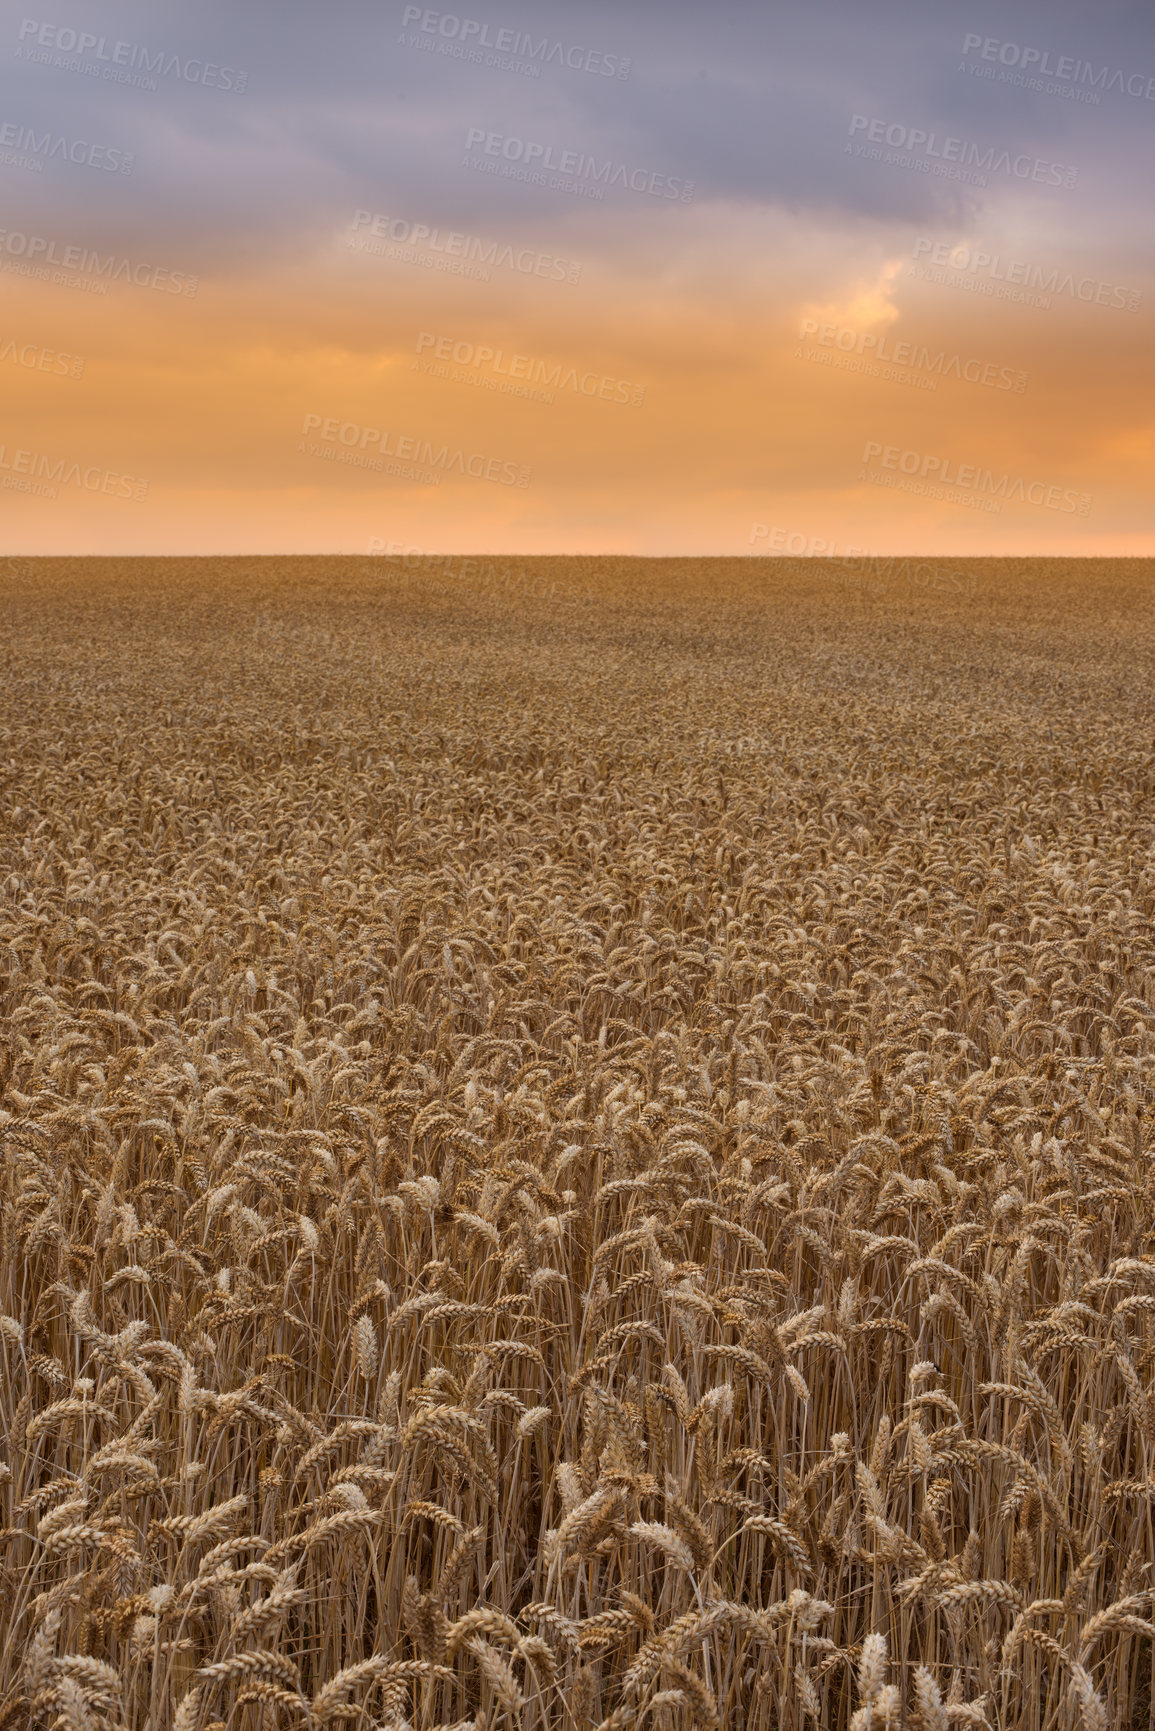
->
[1, 555, 1154, 1730]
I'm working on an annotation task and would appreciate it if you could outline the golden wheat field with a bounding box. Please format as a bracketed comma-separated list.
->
[2, 554, 1154, 1731]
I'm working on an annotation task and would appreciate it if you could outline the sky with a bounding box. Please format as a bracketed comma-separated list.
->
[0, 0, 1152, 555]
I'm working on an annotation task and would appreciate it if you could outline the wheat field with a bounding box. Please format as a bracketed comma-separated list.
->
[1, 555, 1154, 1731]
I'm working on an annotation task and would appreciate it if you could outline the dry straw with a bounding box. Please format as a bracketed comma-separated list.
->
[0, 554, 1153, 1729]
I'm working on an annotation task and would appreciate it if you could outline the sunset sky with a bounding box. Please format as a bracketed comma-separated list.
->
[1, 0, 1152, 555]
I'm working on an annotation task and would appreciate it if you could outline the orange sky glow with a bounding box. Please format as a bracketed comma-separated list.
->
[1, 2, 1152, 555]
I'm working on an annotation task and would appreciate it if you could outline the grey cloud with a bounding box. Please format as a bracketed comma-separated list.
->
[0, 0, 1150, 276]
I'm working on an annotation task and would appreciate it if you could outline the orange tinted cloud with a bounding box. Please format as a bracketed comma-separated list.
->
[1, 1, 1152, 553]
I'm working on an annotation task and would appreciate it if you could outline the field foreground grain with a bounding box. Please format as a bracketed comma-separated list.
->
[1, 555, 1155, 1731]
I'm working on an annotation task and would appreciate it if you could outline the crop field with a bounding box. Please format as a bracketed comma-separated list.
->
[2, 554, 1155, 1731]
